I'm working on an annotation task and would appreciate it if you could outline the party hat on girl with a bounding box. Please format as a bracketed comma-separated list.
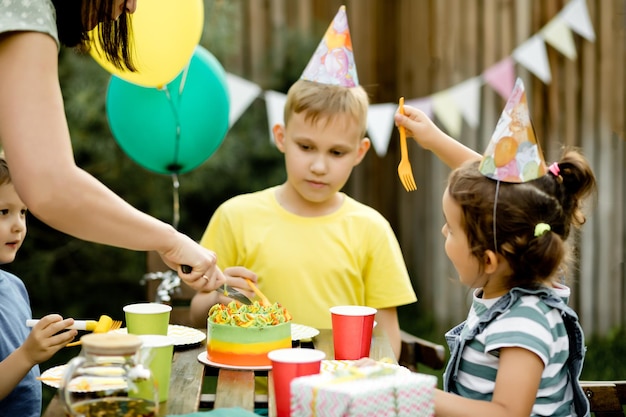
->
[300, 5, 359, 87]
[479, 78, 547, 183]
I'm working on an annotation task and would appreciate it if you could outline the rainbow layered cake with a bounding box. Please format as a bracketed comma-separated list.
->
[207, 301, 292, 366]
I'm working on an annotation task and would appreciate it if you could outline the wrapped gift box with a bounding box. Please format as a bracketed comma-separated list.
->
[290, 363, 436, 417]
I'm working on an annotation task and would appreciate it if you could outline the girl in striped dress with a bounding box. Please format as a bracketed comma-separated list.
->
[435, 151, 595, 416]
[396, 79, 596, 416]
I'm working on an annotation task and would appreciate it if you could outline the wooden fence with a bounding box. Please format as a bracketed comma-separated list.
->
[207, 0, 625, 337]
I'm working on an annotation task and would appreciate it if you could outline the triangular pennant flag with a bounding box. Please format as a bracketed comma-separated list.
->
[300, 5, 359, 87]
[449, 77, 482, 128]
[479, 78, 547, 183]
[541, 17, 578, 60]
[512, 35, 552, 84]
[559, 0, 596, 42]
[226, 73, 262, 127]
[432, 90, 463, 138]
[482, 57, 516, 100]
[405, 97, 434, 119]
[264, 90, 287, 144]
[366, 103, 397, 157]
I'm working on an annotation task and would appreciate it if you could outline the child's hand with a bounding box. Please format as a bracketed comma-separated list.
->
[20, 314, 77, 365]
[394, 105, 444, 151]
[222, 266, 257, 301]
[395, 104, 481, 169]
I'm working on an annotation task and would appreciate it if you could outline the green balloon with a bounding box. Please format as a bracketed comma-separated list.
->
[106, 46, 230, 174]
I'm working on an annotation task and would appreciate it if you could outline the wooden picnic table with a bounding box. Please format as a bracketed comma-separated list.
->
[42, 326, 396, 416]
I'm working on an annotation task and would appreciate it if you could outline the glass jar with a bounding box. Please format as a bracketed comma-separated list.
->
[60, 333, 159, 417]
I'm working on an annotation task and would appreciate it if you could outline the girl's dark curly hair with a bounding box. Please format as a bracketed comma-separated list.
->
[51, 0, 135, 71]
[447, 149, 596, 289]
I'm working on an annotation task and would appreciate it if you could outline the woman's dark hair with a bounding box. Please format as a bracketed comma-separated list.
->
[447, 149, 596, 289]
[51, 0, 135, 71]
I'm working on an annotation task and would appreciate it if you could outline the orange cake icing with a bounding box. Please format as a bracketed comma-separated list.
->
[207, 301, 292, 366]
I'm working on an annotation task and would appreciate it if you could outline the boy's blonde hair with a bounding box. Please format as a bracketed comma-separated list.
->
[283, 80, 369, 138]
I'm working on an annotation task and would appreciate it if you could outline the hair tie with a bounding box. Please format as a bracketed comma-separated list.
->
[548, 162, 563, 184]
[548, 162, 560, 176]
[534, 223, 551, 237]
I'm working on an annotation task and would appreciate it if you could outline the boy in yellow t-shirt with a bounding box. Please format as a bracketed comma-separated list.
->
[190, 6, 416, 359]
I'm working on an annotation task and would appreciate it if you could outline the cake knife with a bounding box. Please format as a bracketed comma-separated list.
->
[218, 284, 253, 305]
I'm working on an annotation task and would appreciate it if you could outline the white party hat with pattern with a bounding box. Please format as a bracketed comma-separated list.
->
[300, 5, 359, 87]
[479, 78, 547, 183]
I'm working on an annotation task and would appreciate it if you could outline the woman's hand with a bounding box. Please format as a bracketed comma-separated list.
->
[158, 232, 226, 292]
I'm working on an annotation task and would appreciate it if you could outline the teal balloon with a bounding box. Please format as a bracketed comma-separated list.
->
[106, 46, 229, 174]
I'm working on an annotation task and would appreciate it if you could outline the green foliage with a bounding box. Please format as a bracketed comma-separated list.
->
[581, 327, 626, 380]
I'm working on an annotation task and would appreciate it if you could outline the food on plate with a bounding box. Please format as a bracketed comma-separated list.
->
[207, 301, 292, 366]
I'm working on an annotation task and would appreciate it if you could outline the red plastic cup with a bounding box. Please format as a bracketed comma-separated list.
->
[268, 348, 326, 417]
[330, 305, 377, 360]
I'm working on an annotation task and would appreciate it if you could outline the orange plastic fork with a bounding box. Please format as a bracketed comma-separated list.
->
[397, 97, 417, 191]
[245, 279, 272, 307]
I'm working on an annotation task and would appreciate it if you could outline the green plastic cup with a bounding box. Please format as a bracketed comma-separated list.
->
[133, 335, 175, 402]
[123, 303, 171, 336]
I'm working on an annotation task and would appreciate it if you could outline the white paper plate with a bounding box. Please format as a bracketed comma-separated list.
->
[195, 356, 405, 374]
[39, 365, 127, 392]
[112, 325, 206, 346]
[291, 323, 319, 341]
[197, 352, 272, 371]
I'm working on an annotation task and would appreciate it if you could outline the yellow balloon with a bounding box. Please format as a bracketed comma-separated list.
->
[89, 0, 204, 87]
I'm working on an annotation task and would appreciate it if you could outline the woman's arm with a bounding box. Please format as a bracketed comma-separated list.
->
[434, 347, 544, 417]
[0, 32, 223, 291]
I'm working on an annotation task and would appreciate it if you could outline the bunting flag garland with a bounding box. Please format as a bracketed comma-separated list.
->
[482, 57, 516, 100]
[541, 18, 578, 60]
[512, 34, 552, 84]
[449, 77, 482, 129]
[264, 90, 287, 143]
[226, 73, 262, 127]
[560, 0, 596, 41]
[367, 103, 397, 157]
[431, 91, 463, 139]
[224, 0, 595, 157]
